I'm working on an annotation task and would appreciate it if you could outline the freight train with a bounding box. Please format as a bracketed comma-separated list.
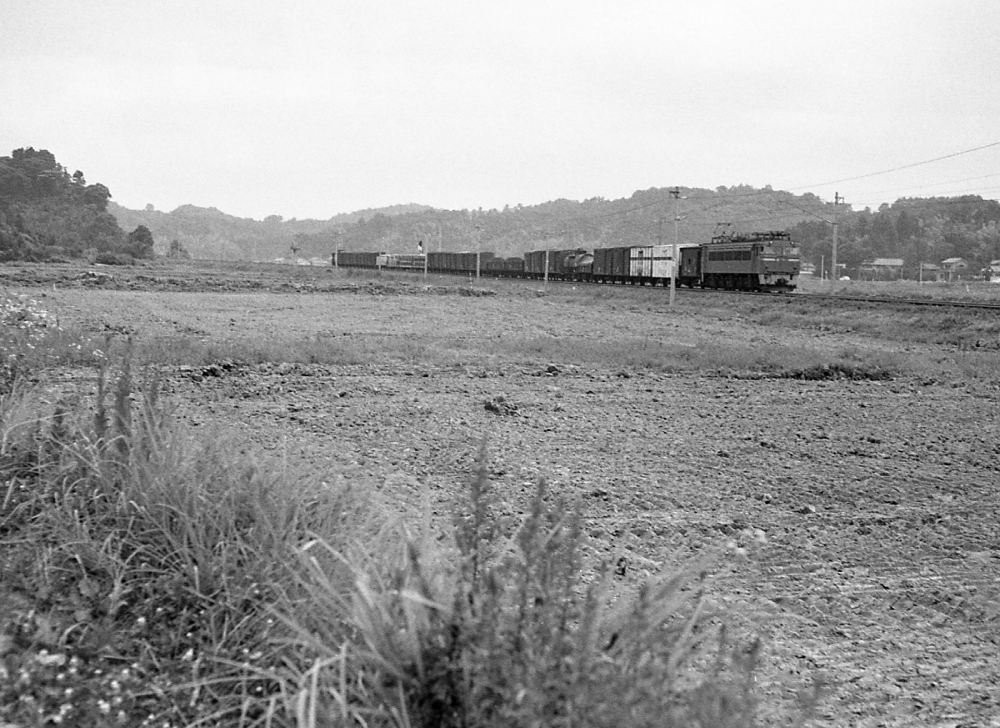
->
[333, 231, 800, 292]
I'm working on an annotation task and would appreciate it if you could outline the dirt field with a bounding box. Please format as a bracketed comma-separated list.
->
[5, 262, 1000, 726]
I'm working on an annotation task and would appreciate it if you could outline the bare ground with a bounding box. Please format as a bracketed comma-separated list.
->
[6, 264, 1000, 727]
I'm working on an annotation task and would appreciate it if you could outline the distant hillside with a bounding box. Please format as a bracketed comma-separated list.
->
[290, 185, 843, 263]
[115, 186, 841, 263]
[109, 202, 434, 261]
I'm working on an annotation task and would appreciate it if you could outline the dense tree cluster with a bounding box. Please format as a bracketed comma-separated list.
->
[0, 147, 154, 262]
[789, 196, 1000, 277]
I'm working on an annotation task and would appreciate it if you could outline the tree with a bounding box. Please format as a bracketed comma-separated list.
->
[167, 238, 191, 259]
[83, 183, 112, 211]
[125, 225, 155, 258]
[869, 212, 898, 256]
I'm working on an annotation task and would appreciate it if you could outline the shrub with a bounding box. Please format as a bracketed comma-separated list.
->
[282, 446, 773, 727]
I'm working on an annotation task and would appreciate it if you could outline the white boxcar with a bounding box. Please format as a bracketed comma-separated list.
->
[629, 245, 674, 281]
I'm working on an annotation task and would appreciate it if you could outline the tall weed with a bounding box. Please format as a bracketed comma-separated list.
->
[283, 446, 768, 728]
[0, 356, 388, 726]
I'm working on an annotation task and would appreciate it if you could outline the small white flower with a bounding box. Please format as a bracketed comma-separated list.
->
[36, 651, 67, 666]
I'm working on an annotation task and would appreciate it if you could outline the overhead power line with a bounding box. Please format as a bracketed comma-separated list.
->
[792, 140, 1000, 191]
[859, 173, 1000, 197]
[848, 189, 1000, 208]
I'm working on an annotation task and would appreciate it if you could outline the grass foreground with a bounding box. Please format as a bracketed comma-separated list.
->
[0, 350, 823, 727]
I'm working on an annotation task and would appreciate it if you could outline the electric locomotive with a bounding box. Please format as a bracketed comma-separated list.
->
[678, 231, 799, 291]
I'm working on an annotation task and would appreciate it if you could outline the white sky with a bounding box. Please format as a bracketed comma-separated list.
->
[3, 0, 999, 220]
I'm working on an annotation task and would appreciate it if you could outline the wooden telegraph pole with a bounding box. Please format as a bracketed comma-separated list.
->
[475, 225, 481, 279]
[831, 192, 843, 287]
[669, 187, 681, 306]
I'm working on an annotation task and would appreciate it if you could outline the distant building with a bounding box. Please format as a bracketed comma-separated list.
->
[988, 259, 1000, 283]
[940, 257, 969, 281]
[859, 258, 904, 280]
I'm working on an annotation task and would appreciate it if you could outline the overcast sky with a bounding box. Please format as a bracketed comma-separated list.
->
[3, 1, 999, 220]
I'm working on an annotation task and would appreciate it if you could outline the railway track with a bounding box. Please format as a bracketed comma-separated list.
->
[796, 291, 1000, 310]
[676, 285, 1000, 310]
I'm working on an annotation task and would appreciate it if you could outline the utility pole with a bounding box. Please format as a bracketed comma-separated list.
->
[475, 225, 481, 279]
[669, 187, 681, 306]
[831, 192, 843, 288]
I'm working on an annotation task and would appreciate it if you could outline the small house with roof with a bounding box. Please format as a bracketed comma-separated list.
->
[940, 258, 969, 281]
[859, 258, 904, 280]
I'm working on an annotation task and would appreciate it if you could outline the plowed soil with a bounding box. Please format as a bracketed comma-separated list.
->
[6, 262, 1000, 726]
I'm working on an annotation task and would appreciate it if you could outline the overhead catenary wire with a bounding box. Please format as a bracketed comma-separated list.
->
[849, 186, 1000, 209]
[855, 173, 1000, 197]
[789, 140, 1000, 191]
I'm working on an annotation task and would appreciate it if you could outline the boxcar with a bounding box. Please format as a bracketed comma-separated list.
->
[628, 245, 674, 284]
[592, 246, 629, 282]
[594, 245, 674, 284]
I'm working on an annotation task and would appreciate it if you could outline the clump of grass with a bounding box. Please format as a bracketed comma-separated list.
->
[0, 354, 388, 727]
[281, 446, 784, 727]
[782, 362, 893, 381]
[492, 333, 903, 381]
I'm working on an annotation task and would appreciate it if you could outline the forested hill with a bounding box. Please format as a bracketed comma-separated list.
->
[109, 202, 434, 262]
[290, 188, 1000, 276]
[118, 186, 843, 263]
[0, 148, 154, 263]
[279, 186, 843, 263]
